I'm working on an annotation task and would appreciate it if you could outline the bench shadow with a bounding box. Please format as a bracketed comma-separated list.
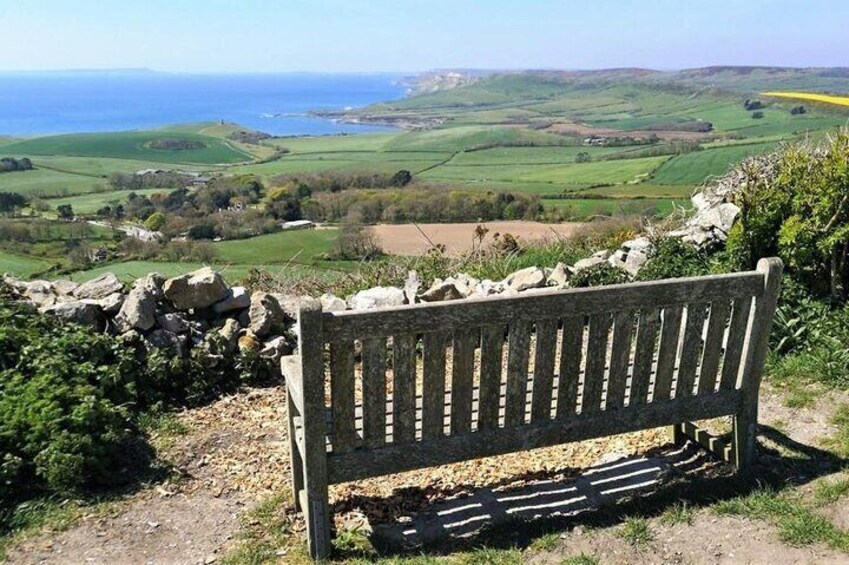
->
[332, 425, 848, 559]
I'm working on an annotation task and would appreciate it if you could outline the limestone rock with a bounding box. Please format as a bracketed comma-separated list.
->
[249, 292, 285, 337]
[471, 279, 505, 299]
[43, 301, 104, 331]
[23, 281, 56, 307]
[114, 282, 157, 332]
[94, 292, 125, 315]
[320, 293, 347, 312]
[573, 256, 607, 272]
[547, 263, 572, 287]
[444, 273, 478, 297]
[52, 279, 79, 296]
[146, 329, 188, 357]
[216, 318, 241, 354]
[419, 281, 465, 302]
[212, 286, 251, 313]
[73, 273, 122, 300]
[503, 266, 547, 292]
[156, 312, 190, 334]
[163, 267, 229, 310]
[348, 287, 406, 310]
[404, 271, 421, 304]
[260, 335, 294, 365]
[136, 273, 165, 301]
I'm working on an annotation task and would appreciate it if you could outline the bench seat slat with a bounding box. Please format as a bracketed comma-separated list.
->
[361, 337, 387, 449]
[451, 328, 478, 435]
[698, 300, 732, 394]
[478, 325, 505, 432]
[582, 313, 611, 414]
[630, 309, 660, 405]
[654, 305, 683, 401]
[531, 319, 558, 423]
[393, 333, 418, 444]
[556, 316, 584, 418]
[505, 320, 532, 426]
[421, 331, 448, 439]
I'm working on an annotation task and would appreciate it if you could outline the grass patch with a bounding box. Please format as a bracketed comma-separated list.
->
[815, 475, 849, 504]
[528, 531, 561, 552]
[659, 501, 695, 526]
[618, 516, 653, 546]
[221, 494, 305, 565]
[560, 555, 600, 565]
[713, 487, 849, 551]
[823, 404, 849, 458]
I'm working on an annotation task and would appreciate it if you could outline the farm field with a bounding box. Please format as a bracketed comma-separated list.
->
[2, 130, 253, 164]
[2, 68, 849, 282]
[0, 250, 55, 278]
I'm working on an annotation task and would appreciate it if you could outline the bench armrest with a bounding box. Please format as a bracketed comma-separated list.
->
[281, 354, 304, 414]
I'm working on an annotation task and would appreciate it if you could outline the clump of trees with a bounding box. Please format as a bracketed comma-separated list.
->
[228, 130, 272, 144]
[109, 171, 195, 191]
[269, 170, 413, 194]
[743, 99, 764, 110]
[0, 157, 33, 173]
[790, 105, 807, 115]
[751, 111, 765, 119]
[0, 192, 27, 215]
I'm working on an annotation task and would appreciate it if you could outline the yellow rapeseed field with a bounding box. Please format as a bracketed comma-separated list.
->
[763, 91, 849, 107]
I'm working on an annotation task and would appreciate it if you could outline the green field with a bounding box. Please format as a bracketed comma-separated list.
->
[212, 229, 343, 267]
[2, 130, 253, 165]
[652, 142, 778, 185]
[43, 188, 179, 215]
[0, 250, 55, 278]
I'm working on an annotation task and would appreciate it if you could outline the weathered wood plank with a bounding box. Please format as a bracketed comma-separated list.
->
[607, 310, 635, 410]
[675, 303, 708, 399]
[451, 328, 478, 435]
[296, 299, 331, 559]
[582, 313, 612, 414]
[478, 325, 505, 432]
[734, 258, 783, 469]
[505, 320, 532, 426]
[631, 309, 659, 405]
[329, 340, 356, 454]
[653, 305, 683, 402]
[421, 332, 448, 440]
[698, 300, 732, 394]
[281, 355, 304, 414]
[323, 273, 763, 341]
[327, 389, 743, 484]
[531, 319, 558, 422]
[392, 333, 417, 444]
[556, 316, 584, 418]
[361, 337, 387, 449]
[719, 296, 753, 391]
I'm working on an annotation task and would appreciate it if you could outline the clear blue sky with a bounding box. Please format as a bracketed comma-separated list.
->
[0, 0, 845, 72]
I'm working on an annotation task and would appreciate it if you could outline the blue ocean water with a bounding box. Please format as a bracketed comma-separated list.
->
[0, 72, 407, 136]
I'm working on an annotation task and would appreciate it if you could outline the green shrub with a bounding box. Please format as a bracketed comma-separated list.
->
[635, 237, 711, 281]
[570, 262, 630, 288]
[724, 132, 849, 302]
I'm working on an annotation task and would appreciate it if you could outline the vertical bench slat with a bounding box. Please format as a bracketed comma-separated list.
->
[653, 305, 683, 401]
[531, 319, 558, 422]
[698, 300, 732, 394]
[582, 313, 612, 414]
[557, 315, 584, 418]
[676, 303, 708, 398]
[479, 325, 505, 432]
[607, 310, 635, 410]
[361, 337, 387, 449]
[421, 331, 448, 439]
[720, 296, 753, 391]
[505, 319, 532, 426]
[451, 328, 478, 435]
[392, 334, 417, 444]
[329, 339, 356, 454]
[631, 308, 660, 405]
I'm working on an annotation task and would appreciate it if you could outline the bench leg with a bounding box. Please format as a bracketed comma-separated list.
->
[670, 423, 686, 446]
[287, 394, 304, 512]
[302, 467, 331, 560]
[732, 410, 757, 471]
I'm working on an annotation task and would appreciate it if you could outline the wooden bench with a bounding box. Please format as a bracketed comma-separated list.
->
[283, 258, 782, 558]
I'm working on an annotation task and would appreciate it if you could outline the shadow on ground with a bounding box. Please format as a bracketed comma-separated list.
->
[333, 426, 848, 559]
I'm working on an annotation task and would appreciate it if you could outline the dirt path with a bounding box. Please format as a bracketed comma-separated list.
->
[6, 384, 849, 564]
[371, 221, 587, 256]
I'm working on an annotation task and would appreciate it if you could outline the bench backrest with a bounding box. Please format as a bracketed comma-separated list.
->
[292, 258, 782, 485]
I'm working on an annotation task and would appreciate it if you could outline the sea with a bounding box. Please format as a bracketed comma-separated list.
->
[0, 71, 408, 137]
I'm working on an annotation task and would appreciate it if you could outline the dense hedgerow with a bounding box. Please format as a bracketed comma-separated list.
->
[0, 288, 262, 509]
